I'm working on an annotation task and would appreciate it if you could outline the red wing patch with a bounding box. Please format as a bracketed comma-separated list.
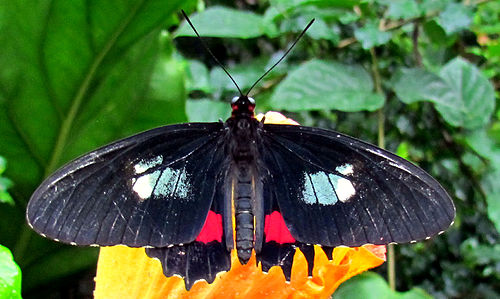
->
[195, 210, 223, 243]
[264, 211, 296, 243]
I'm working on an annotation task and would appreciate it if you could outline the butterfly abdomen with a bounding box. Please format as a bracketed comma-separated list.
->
[226, 115, 262, 265]
[234, 161, 254, 264]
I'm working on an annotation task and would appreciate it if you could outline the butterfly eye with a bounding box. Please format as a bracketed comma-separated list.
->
[248, 97, 255, 105]
[231, 96, 239, 104]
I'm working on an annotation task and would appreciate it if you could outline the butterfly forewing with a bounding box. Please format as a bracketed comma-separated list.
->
[259, 124, 455, 247]
[27, 123, 227, 247]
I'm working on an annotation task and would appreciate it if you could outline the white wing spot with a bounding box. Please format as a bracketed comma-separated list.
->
[335, 163, 354, 175]
[328, 173, 355, 203]
[132, 170, 161, 200]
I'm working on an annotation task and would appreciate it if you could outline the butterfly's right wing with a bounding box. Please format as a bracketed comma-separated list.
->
[27, 123, 228, 248]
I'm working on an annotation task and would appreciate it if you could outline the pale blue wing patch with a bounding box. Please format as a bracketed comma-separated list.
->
[131, 156, 193, 201]
[153, 167, 190, 198]
[300, 163, 356, 205]
[134, 156, 163, 174]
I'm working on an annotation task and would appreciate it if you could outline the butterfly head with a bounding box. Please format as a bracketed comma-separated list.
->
[231, 95, 255, 118]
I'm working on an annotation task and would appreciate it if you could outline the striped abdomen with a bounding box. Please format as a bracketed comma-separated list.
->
[234, 161, 254, 264]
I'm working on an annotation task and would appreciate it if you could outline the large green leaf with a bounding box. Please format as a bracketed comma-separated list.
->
[438, 2, 473, 35]
[186, 60, 213, 93]
[480, 169, 500, 232]
[354, 21, 392, 49]
[269, 59, 384, 112]
[176, 6, 271, 38]
[391, 58, 495, 129]
[437, 58, 495, 128]
[386, 0, 422, 20]
[465, 130, 500, 170]
[0, 245, 21, 299]
[0, 0, 190, 292]
[186, 99, 229, 122]
[465, 130, 500, 233]
[333, 272, 432, 299]
[269, 0, 361, 11]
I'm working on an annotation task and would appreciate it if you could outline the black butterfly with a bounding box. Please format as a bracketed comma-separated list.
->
[26, 13, 455, 290]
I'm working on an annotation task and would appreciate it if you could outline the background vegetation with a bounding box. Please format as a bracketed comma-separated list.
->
[0, 0, 498, 298]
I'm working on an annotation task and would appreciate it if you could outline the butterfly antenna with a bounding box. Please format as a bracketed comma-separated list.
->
[245, 18, 315, 97]
[181, 10, 243, 96]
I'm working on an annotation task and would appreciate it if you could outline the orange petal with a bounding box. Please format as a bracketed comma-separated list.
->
[256, 111, 300, 125]
[95, 245, 385, 298]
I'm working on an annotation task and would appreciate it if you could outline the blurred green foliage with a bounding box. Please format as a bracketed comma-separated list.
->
[0, 245, 22, 299]
[0, 157, 14, 205]
[0, 0, 498, 297]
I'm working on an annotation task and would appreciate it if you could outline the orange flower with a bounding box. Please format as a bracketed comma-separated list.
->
[94, 111, 386, 298]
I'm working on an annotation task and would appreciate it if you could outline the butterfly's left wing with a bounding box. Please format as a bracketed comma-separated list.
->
[27, 123, 228, 248]
[258, 124, 455, 247]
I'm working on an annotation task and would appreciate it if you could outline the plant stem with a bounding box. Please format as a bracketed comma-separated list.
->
[370, 47, 396, 290]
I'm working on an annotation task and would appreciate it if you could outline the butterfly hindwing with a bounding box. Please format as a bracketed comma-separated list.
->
[256, 181, 316, 279]
[27, 123, 227, 247]
[259, 124, 455, 247]
[145, 173, 232, 289]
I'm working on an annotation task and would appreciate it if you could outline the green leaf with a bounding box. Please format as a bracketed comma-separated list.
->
[391, 58, 495, 129]
[126, 49, 188, 133]
[269, 0, 361, 13]
[481, 169, 500, 234]
[354, 21, 392, 49]
[186, 99, 229, 122]
[0, 245, 21, 299]
[438, 58, 495, 128]
[396, 141, 410, 160]
[0, 0, 190, 292]
[422, 20, 449, 46]
[465, 130, 500, 233]
[280, 17, 339, 42]
[306, 18, 339, 42]
[176, 7, 269, 38]
[473, 1, 500, 35]
[391, 68, 447, 104]
[460, 238, 500, 266]
[270, 59, 384, 112]
[386, 0, 421, 20]
[186, 60, 212, 93]
[0, 157, 14, 205]
[465, 129, 500, 170]
[208, 56, 277, 94]
[420, 0, 448, 12]
[438, 2, 473, 35]
[333, 272, 432, 299]
[0, 157, 5, 175]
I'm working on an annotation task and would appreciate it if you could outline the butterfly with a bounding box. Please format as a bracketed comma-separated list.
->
[26, 12, 455, 290]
